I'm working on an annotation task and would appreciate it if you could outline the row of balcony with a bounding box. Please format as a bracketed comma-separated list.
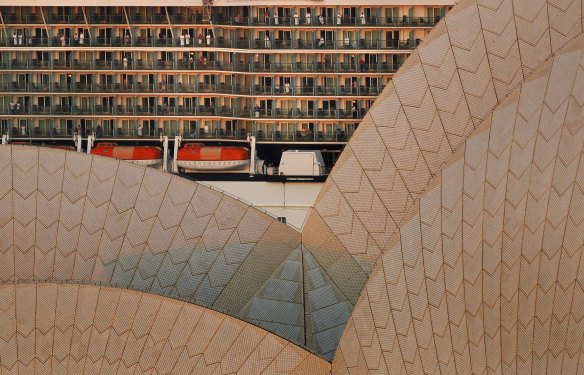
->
[2, 13, 440, 28]
[1, 37, 419, 50]
[4, 105, 367, 119]
[1, 59, 401, 73]
[1, 83, 382, 96]
[7, 126, 351, 143]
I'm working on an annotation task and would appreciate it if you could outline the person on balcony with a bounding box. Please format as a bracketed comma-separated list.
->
[12, 32, 17, 46]
[306, 11, 311, 25]
[319, 14, 324, 25]
[73, 32, 79, 45]
[60, 34, 66, 46]
[294, 12, 299, 25]
[79, 31, 85, 45]
[206, 32, 211, 46]
[185, 32, 190, 46]
[180, 33, 185, 46]
[198, 33, 204, 45]
[337, 13, 342, 25]
[265, 33, 271, 48]
[319, 37, 325, 48]
[360, 12, 366, 25]
[137, 123, 143, 137]
[274, 12, 279, 25]
[123, 56, 128, 69]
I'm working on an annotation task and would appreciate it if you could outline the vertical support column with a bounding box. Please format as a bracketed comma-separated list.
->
[74, 135, 82, 152]
[160, 135, 168, 172]
[0, 10, 8, 42]
[122, 7, 133, 39]
[86, 134, 94, 153]
[172, 135, 181, 173]
[81, 7, 92, 39]
[164, 7, 174, 39]
[247, 134, 256, 175]
[39, 8, 50, 44]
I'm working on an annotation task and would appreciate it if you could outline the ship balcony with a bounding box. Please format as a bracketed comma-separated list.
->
[0, 36, 420, 51]
[0, 59, 401, 74]
[2, 13, 440, 28]
[0, 83, 382, 97]
[2, 105, 367, 120]
[6, 124, 353, 143]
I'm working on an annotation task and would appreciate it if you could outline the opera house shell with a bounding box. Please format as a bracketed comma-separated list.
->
[3, 0, 584, 373]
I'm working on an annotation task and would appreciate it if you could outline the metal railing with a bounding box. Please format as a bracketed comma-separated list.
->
[0, 36, 420, 50]
[0, 82, 382, 96]
[6, 125, 353, 143]
[2, 13, 441, 27]
[0, 59, 401, 74]
[2, 105, 367, 119]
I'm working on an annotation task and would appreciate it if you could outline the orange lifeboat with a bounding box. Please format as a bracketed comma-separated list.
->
[176, 143, 250, 171]
[91, 142, 163, 166]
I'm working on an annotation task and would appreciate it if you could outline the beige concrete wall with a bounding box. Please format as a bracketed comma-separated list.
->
[0, 283, 330, 374]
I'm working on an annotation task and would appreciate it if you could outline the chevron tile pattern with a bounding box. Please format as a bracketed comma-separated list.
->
[0, 283, 329, 374]
[2, 0, 584, 368]
[297, 0, 584, 364]
[0, 146, 319, 355]
[333, 30, 584, 374]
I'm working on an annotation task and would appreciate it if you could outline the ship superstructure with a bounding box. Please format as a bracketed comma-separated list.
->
[0, 1, 451, 167]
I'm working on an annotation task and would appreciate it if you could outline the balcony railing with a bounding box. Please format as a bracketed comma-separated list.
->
[0, 36, 419, 50]
[0, 82, 382, 96]
[2, 13, 441, 28]
[6, 125, 353, 143]
[0, 59, 401, 73]
[2, 105, 367, 119]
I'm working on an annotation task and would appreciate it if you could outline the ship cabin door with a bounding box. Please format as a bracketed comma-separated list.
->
[1, 120, 9, 136]
[143, 119, 156, 136]
[319, 30, 334, 47]
[80, 119, 92, 136]
[60, 96, 71, 110]
[183, 97, 196, 111]
[36, 51, 50, 66]
[276, 7, 290, 20]
[365, 77, 378, 95]
[142, 97, 156, 114]
[97, 28, 112, 44]
[321, 7, 333, 22]
[65, 119, 74, 136]
[186, 120, 198, 138]
[100, 119, 114, 136]
[37, 97, 51, 112]
[343, 7, 356, 23]
[56, 6, 70, 22]
[322, 100, 336, 118]
[101, 97, 114, 113]
[303, 77, 314, 95]
[259, 99, 272, 116]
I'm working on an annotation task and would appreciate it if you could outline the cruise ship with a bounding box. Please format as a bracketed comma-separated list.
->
[0, 0, 453, 227]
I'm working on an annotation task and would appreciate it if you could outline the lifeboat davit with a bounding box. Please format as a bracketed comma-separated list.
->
[91, 142, 163, 166]
[176, 143, 250, 171]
